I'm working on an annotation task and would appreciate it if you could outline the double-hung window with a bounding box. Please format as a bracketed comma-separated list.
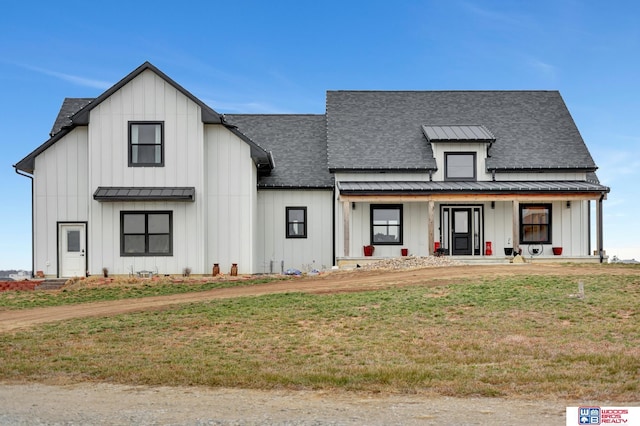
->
[520, 204, 552, 244]
[129, 122, 164, 166]
[371, 204, 403, 245]
[121, 211, 172, 256]
[286, 207, 307, 238]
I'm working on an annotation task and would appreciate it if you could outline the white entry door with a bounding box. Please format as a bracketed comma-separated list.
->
[59, 223, 86, 277]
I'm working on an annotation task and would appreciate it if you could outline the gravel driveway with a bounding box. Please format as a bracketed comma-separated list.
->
[0, 382, 570, 425]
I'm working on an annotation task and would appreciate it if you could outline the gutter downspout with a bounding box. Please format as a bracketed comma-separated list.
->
[332, 185, 336, 267]
[14, 167, 35, 278]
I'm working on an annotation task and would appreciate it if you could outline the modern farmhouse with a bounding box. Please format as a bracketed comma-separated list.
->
[14, 62, 609, 278]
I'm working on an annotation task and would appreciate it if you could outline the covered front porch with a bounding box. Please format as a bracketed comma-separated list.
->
[335, 180, 609, 265]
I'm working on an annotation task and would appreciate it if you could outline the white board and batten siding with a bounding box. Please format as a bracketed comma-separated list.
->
[87, 69, 206, 276]
[257, 190, 334, 273]
[337, 200, 429, 258]
[33, 127, 89, 277]
[204, 125, 259, 275]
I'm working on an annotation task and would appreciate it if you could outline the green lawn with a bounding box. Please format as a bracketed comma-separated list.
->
[0, 271, 638, 401]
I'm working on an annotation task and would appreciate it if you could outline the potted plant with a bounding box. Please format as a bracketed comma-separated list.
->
[504, 238, 513, 256]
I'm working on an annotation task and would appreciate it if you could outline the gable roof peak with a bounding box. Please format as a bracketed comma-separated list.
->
[71, 61, 222, 125]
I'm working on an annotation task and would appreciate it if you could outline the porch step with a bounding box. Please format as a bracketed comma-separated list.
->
[35, 279, 68, 290]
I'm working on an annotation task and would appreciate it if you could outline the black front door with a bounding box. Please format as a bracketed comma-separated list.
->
[452, 209, 472, 255]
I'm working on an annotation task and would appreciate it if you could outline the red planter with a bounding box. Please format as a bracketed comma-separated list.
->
[363, 245, 375, 256]
[552, 247, 563, 255]
[401, 248, 408, 256]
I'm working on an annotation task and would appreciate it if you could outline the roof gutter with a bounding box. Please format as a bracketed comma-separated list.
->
[14, 167, 35, 278]
[487, 166, 599, 173]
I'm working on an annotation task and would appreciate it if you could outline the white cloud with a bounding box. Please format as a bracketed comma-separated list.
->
[20, 64, 112, 90]
[527, 58, 557, 78]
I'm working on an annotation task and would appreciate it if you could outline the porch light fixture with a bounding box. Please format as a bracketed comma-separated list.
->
[566, 200, 571, 208]
[352, 202, 356, 210]
[491, 201, 495, 209]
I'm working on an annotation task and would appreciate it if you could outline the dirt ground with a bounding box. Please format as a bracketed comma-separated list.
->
[0, 263, 637, 425]
[0, 263, 622, 333]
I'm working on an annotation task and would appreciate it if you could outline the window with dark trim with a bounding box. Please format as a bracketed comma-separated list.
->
[286, 207, 307, 238]
[445, 152, 476, 181]
[520, 204, 552, 244]
[371, 204, 403, 245]
[121, 211, 172, 256]
[129, 122, 164, 166]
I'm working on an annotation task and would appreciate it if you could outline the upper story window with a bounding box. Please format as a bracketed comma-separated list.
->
[445, 152, 476, 181]
[286, 207, 307, 238]
[129, 122, 164, 167]
[371, 204, 403, 245]
[520, 204, 552, 244]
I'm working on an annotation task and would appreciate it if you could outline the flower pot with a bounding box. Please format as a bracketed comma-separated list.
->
[552, 247, 563, 256]
[401, 248, 408, 256]
[504, 248, 513, 256]
[363, 245, 375, 256]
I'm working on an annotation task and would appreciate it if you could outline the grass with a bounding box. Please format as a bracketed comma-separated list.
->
[0, 270, 638, 401]
[0, 275, 284, 309]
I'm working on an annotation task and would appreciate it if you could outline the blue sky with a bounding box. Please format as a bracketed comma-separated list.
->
[1, 0, 639, 269]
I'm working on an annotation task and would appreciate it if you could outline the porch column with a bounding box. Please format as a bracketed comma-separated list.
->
[343, 201, 350, 257]
[512, 200, 520, 252]
[428, 200, 435, 255]
[596, 195, 604, 262]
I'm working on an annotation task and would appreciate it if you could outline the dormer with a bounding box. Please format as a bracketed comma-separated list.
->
[422, 125, 495, 182]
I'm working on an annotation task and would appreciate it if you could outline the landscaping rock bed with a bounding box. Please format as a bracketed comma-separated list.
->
[0, 281, 39, 292]
[357, 255, 463, 271]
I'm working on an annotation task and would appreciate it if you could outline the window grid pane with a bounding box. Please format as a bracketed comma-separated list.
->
[520, 204, 551, 244]
[122, 212, 172, 256]
[370, 205, 403, 245]
[286, 207, 307, 238]
[129, 122, 163, 166]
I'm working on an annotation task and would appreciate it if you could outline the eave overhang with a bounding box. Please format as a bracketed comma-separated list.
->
[337, 180, 610, 199]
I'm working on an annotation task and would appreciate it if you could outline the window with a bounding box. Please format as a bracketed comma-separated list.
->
[445, 152, 476, 180]
[129, 122, 164, 166]
[121, 211, 172, 256]
[286, 207, 307, 238]
[371, 204, 403, 245]
[520, 204, 552, 244]
[67, 230, 81, 252]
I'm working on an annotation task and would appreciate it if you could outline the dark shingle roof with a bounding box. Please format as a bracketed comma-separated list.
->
[50, 98, 93, 136]
[226, 114, 334, 188]
[326, 91, 597, 172]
